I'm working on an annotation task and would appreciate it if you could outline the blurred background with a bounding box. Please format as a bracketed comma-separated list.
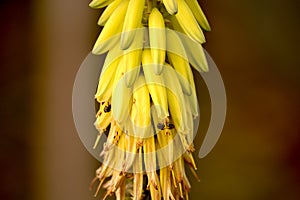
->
[0, 0, 299, 200]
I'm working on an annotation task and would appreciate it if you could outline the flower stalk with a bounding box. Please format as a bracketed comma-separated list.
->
[88, 0, 210, 199]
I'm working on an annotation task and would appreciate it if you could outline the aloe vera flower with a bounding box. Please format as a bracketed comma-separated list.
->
[88, 0, 210, 199]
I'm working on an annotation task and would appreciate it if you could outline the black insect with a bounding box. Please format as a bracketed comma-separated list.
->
[104, 104, 111, 113]
[167, 122, 175, 129]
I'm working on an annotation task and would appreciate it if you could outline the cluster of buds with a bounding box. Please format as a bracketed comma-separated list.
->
[88, 0, 211, 199]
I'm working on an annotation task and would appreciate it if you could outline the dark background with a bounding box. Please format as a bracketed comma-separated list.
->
[0, 0, 299, 199]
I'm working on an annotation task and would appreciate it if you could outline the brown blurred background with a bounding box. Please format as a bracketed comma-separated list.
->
[0, 0, 299, 200]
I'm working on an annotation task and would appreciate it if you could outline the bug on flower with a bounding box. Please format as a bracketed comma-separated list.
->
[104, 104, 111, 113]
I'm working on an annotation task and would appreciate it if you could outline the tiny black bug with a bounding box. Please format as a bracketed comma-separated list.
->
[167, 123, 175, 129]
[104, 104, 111, 113]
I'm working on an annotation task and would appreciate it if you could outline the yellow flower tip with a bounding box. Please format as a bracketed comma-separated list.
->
[93, 133, 102, 149]
[189, 165, 200, 182]
[94, 178, 105, 197]
[206, 25, 211, 32]
[171, 168, 178, 188]
[179, 182, 184, 198]
[88, 1, 95, 7]
[89, 0, 102, 8]
[186, 152, 197, 170]
[185, 192, 189, 200]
